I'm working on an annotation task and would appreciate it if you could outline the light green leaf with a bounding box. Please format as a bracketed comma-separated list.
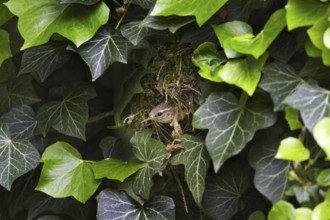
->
[305, 40, 322, 58]
[121, 21, 161, 46]
[275, 137, 310, 161]
[249, 141, 290, 203]
[92, 157, 147, 182]
[285, 0, 327, 30]
[295, 208, 312, 220]
[0, 75, 40, 113]
[130, 130, 168, 199]
[214, 9, 286, 59]
[97, 190, 175, 220]
[150, 0, 228, 26]
[259, 61, 304, 110]
[37, 84, 96, 140]
[141, 15, 194, 34]
[5, 0, 109, 49]
[313, 117, 330, 160]
[317, 168, 330, 186]
[19, 43, 71, 82]
[77, 27, 128, 81]
[285, 107, 303, 130]
[0, 122, 40, 190]
[312, 201, 330, 220]
[268, 201, 295, 220]
[0, 0, 13, 25]
[193, 92, 276, 172]
[203, 161, 250, 219]
[0, 29, 11, 67]
[248, 211, 265, 220]
[36, 142, 101, 203]
[285, 83, 330, 132]
[170, 135, 210, 207]
[324, 27, 330, 49]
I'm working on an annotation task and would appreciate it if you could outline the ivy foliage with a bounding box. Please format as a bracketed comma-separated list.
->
[1, 0, 330, 219]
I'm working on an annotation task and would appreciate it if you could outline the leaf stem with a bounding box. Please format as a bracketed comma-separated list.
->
[239, 92, 249, 112]
[88, 110, 114, 123]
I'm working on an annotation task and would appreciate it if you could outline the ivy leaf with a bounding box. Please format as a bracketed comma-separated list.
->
[130, 130, 168, 199]
[5, 0, 110, 49]
[275, 137, 310, 162]
[213, 9, 286, 59]
[313, 117, 330, 160]
[170, 135, 210, 207]
[317, 168, 330, 186]
[150, 0, 228, 26]
[226, 0, 269, 21]
[0, 122, 40, 190]
[203, 161, 250, 220]
[0, 29, 11, 67]
[0, 75, 40, 113]
[60, 0, 100, 5]
[35, 142, 101, 203]
[285, 83, 330, 131]
[121, 21, 162, 46]
[193, 92, 276, 172]
[268, 201, 295, 220]
[125, 0, 156, 9]
[77, 27, 128, 81]
[97, 190, 175, 220]
[141, 15, 194, 34]
[1, 105, 38, 139]
[249, 141, 290, 204]
[99, 136, 121, 158]
[37, 84, 96, 140]
[312, 201, 330, 220]
[19, 43, 71, 82]
[259, 61, 304, 111]
[92, 157, 147, 182]
[0, 0, 13, 26]
[285, 0, 327, 30]
[285, 107, 303, 130]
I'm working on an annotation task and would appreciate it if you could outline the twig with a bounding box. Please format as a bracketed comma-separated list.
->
[88, 110, 114, 123]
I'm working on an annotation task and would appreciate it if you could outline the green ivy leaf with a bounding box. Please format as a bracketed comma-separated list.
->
[125, 0, 156, 9]
[170, 135, 210, 207]
[317, 168, 330, 186]
[0, 122, 39, 190]
[226, 0, 269, 21]
[313, 117, 330, 160]
[99, 136, 121, 158]
[130, 130, 168, 199]
[5, 0, 109, 49]
[19, 43, 71, 82]
[268, 201, 295, 220]
[259, 62, 304, 111]
[1, 105, 38, 139]
[97, 190, 175, 220]
[0, 29, 11, 67]
[141, 15, 194, 34]
[0, 0, 13, 26]
[203, 161, 250, 219]
[285, 0, 327, 30]
[248, 211, 266, 220]
[36, 142, 101, 203]
[312, 201, 330, 220]
[192, 42, 267, 95]
[249, 141, 290, 203]
[0, 75, 40, 113]
[295, 208, 313, 220]
[275, 137, 310, 161]
[193, 92, 276, 172]
[37, 84, 96, 140]
[213, 9, 286, 59]
[285, 83, 330, 131]
[77, 27, 128, 81]
[150, 0, 228, 26]
[60, 0, 100, 5]
[285, 107, 303, 130]
[92, 157, 147, 182]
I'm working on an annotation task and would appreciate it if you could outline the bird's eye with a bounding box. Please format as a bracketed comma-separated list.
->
[157, 112, 163, 117]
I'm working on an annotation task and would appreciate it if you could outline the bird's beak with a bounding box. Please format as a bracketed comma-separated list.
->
[141, 117, 154, 123]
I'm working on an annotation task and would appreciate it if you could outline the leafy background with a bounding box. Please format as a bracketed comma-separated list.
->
[1, 0, 330, 219]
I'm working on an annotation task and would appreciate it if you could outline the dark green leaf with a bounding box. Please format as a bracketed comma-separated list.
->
[249, 141, 290, 203]
[170, 135, 210, 207]
[0, 29, 12, 67]
[193, 92, 276, 172]
[300, 59, 330, 80]
[317, 168, 330, 186]
[0, 122, 39, 190]
[0, 0, 13, 26]
[36, 142, 101, 203]
[285, 83, 330, 131]
[92, 157, 147, 182]
[19, 43, 71, 82]
[268, 32, 297, 63]
[60, 0, 100, 5]
[77, 27, 129, 81]
[97, 190, 175, 220]
[150, 0, 228, 26]
[203, 161, 250, 219]
[99, 136, 121, 158]
[1, 105, 38, 139]
[130, 130, 168, 199]
[5, 0, 110, 49]
[125, 0, 156, 9]
[37, 84, 96, 140]
[259, 61, 304, 111]
[141, 15, 194, 33]
[226, 0, 270, 21]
